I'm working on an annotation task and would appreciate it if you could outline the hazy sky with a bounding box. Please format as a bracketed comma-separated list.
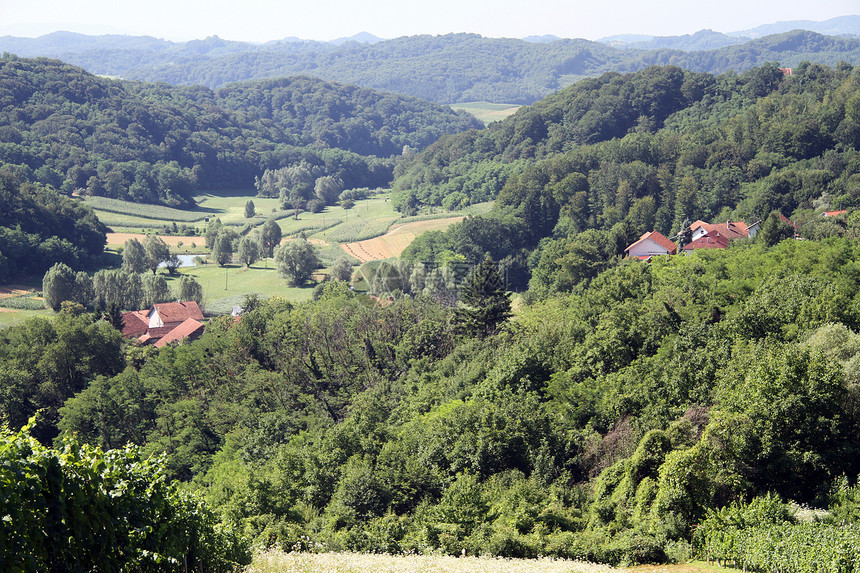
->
[0, 0, 856, 42]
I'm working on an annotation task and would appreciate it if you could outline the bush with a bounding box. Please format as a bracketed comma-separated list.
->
[0, 420, 250, 571]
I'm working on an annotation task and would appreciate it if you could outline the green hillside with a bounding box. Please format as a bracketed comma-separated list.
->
[2, 30, 859, 104]
[0, 56, 481, 208]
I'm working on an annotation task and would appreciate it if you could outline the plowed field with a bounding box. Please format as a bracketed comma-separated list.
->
[341, 217, 464, 262]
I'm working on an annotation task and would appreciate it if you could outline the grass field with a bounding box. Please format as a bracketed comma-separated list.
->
[164, 262, 315, 315]
[451, 102, 522, 125]
[246, 551, 614, 573]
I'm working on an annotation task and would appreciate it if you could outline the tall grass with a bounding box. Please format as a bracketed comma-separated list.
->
[246, 551, 615, 573]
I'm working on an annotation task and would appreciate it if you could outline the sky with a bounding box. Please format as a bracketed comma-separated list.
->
[0, 0, 857, 43]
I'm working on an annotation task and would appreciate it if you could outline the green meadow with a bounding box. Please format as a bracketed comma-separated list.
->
[164, 262, 316, 315]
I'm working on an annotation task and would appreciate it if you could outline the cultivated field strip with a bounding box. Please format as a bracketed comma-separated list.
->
[247, 551, 615, 573]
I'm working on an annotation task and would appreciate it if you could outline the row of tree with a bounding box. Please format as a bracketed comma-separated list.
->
[42, 262, 203, 313]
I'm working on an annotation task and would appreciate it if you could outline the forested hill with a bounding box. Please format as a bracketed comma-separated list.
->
[392, 62, 860, 264]
[0, 56, 481, 206]
[2, 30, 860, 103]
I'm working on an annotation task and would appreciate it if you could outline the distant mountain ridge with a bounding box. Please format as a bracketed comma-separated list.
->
[1, 19, 859, 104]
[730, 15, 860, 38]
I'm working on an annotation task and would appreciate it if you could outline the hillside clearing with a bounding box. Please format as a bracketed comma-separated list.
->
[341, 216, 465, 262]
[451, 102, 522, 125]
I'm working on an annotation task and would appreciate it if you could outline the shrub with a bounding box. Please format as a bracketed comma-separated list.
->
[0, 420, 250, 571]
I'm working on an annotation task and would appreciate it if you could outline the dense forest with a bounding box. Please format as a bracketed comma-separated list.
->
[0, 56, 480, 207]
[0, 168, 107, 281]
[392, 62, 860, 282]
[1, 30, 859, 103]
[3, 55, 860, 570]
[3, 239, 859, 566]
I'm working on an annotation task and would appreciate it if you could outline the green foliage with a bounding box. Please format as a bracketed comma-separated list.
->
[142, 234, 170, 274]
[0, 56, 478, 209]
[0, 420, 249, 571]
[211, 229, 235, 267]
[331, 257, 354, 282]
[0, 168, 106, 281]
[259, 219, 282, 259]
[238, 236, 260, 267]
[696, 496, 860, 573]
[178, 274, 204, 305]
[25, 31, 860, 105]
[122, 237, 148, 274]
[274, 239, 321, 286]
[393, 63, 860, 270]
[454, 259, 512, 338]
[244, 200, 255, 219]
[41, 262, 76, 311]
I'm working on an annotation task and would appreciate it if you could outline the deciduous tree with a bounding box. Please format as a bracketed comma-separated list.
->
[275, 239, 321, 286]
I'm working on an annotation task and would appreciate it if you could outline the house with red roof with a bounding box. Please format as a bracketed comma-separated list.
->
[823, 210, 847, 217]
[154, 318, 205, 348]
[625, 231, 677, 260]
[682, 232, 731, 253]
[120, 301, 205, 347]
[689, 220, 755, 241]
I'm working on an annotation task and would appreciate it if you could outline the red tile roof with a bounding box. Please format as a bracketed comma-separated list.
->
[823, 210, 847, 217]
[121, 311, 149, 337]
[154, 318, 205, 348]
[625, 231, 677, 255]
[690, 221, 750, 240]
[777, 213, 798, 229]
[683, 232, 730, 251]
[151, 301, 204, 325]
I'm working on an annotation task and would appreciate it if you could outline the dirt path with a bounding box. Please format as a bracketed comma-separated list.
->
[341, 217, 464, 262]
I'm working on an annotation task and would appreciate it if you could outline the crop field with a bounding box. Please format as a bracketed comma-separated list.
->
[246, 551, 615, 573]
[342, 216, 465, 262]
[451, 102, 522, 125]
[0, 285, 50, 327]
[85, 190, 281, 232]
[106, 233, 206, 250]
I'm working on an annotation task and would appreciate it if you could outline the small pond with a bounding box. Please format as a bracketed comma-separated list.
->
[158, 254, 206, 268]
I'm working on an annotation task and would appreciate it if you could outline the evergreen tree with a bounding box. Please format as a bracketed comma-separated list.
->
[244, 200, 255, 218]
[104, 302, 124, 331]
[454, 258, 512, 338]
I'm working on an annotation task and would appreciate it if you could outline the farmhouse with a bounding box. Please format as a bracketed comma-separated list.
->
[689, 220, 756, 241]
[624, 231, 677, 260]
[121, 301, 205, 347]
[682, 232, 731, 252]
